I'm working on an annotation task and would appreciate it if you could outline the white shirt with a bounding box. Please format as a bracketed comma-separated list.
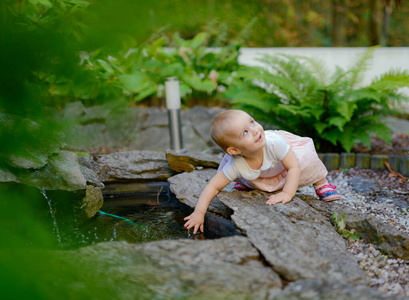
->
[222, 130, 290, 181]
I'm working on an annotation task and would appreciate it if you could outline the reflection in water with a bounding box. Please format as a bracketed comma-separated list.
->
[64, 193, 199, 249]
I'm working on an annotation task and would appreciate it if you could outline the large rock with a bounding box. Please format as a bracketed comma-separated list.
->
[58, 236, 282, 299]
[94, 151, 173, 182]
[20, 150, 86, 191]
[304, 198, 409, 259]
[168, 169, 233, 218]
[217, 190, 368, 284]
[166, 149, 222, 173]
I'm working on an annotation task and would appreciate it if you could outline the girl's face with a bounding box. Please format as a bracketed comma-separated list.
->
[224, 111, 265, 156]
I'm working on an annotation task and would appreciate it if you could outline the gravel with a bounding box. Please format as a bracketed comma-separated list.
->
[299, 169, 409, 297]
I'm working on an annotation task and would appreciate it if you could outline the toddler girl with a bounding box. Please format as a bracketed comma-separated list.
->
[184, 110, 340, 234]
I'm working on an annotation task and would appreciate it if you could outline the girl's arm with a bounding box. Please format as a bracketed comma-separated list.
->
[184, 170, 231, 234]
[266, 149, 301, 205]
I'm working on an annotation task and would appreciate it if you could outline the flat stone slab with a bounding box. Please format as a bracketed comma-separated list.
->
[217, 190, 368, 284]
[166, 150, 222, 173]
[60, 236, 282, 299]
[92, 151, 173, 182]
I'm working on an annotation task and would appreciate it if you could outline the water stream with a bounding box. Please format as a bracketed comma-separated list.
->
[41, 189, 62, 245]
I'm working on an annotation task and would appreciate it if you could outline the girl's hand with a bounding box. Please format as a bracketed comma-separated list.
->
[266, 191, 292, 205]
[184, 212, 205, 234]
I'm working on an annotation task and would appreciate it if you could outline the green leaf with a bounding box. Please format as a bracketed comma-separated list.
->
[133, 85, 157, 102]
[187, 32, 208, 49]
[147, 36, 168, 57]
[28, 0, 52, 7]
[314, 122, 328, 135]
[328, 116, 348, 132]
[118, 72, 152, 93]
[230, 92, 273, 112]
[348, 89, 382, 103]
[370, 69, 409, 91]
[179, 83, 191, 97]
[339, 132, 356, 153]
[159, 63, 184, 78]
[97, 59, 115, 75]
[321, 128, 341, 146]
[277, 104, 311, 117]
[334, 101, 357, 121]
[183, 74, 216, 92]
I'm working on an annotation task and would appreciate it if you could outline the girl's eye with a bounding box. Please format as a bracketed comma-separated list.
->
[243, 130, 248, 136]
[250, 120, 255, 125]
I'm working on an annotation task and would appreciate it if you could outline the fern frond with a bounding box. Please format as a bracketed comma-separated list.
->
[347, 46, 378, 89]
[256, 54, 321, 101]
[370, 68, 409, 91]
[230, 93, 276, 112]
[297, 56, 330, 86]
[236, 65, 305, 102]
[327, 66, 350, 92]
[346, 88, 383, 103]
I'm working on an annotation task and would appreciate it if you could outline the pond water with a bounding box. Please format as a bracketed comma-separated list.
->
[57, 183, 202, 249]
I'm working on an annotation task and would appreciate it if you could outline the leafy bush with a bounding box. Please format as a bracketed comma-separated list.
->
[225, 47, 409, 152]
[40, 31, 242, 105]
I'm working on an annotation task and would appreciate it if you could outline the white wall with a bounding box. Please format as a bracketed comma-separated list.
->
[239, 47, 409, 86]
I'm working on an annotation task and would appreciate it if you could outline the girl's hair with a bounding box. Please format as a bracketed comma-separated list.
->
[210, 110, 238, 152]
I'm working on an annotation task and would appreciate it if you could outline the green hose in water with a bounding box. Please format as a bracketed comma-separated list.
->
[98, 210, 146, 230]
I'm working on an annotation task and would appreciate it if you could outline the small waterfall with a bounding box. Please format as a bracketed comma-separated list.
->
[41, 189, 62, 245]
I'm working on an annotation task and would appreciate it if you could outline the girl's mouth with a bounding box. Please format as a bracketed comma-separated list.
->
[256, 133, 263, 142]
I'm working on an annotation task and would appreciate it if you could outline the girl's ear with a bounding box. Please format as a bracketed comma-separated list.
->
[227, 147, 241, 156]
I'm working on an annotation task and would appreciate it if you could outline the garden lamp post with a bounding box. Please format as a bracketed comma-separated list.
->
[165, 77, 184, 152]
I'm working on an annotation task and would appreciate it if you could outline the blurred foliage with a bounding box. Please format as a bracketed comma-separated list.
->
[167, 0, 409, 47]
[0, 1, 247, 299]
[226, 47, 409, 152]
[41, 31, 245, 105]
